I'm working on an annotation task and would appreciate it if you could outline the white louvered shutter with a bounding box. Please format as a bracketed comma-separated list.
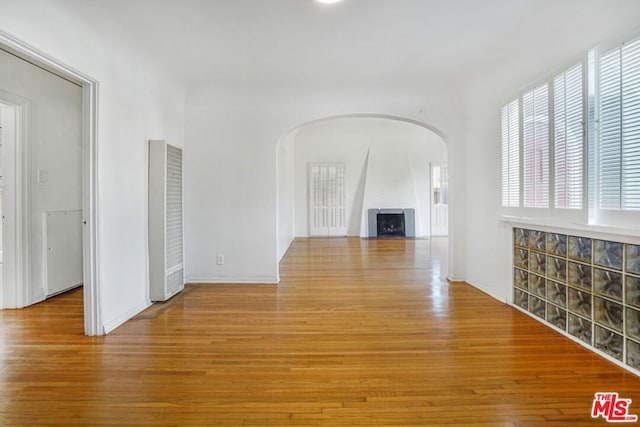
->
[598, 36, 640, 210]
[622, 37, 640, 210]
[553, 63, 584, 209]
[523, 83, 550, 208]
[501, 99, 520, 207]
[308, 163, 347, 236]
[598, 46, 622, 209]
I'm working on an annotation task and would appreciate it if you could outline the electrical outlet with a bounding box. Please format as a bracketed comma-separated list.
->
[216, 254, 224, 265]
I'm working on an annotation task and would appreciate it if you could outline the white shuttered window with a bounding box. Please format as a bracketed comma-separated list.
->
[553, 63, 584, 209]
[523, 84, 550, 208]
[598, 36, 640, 210]
[622, 37, 640, 210]
[501, 100, 520, 207]
[598, 47, 622, 209]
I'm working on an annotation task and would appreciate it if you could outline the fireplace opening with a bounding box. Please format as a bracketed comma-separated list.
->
[377, 213, 405, 237]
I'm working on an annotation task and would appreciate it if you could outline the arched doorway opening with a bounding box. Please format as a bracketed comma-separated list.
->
[276, 114, 450, 278]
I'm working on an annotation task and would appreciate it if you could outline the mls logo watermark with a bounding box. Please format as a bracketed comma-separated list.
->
[592, 392, 638, 422]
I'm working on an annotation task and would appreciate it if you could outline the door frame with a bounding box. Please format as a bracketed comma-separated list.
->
[0, 94, 30, 312]
[0, 30, 102, 336]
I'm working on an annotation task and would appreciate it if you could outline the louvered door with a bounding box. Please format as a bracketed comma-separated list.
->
[308, 163, 347, 237]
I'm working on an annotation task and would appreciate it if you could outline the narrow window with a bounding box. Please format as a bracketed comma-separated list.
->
[523, 84, 550, 208]
[501, 99, 520, 207]
[553, 63, 584, 209]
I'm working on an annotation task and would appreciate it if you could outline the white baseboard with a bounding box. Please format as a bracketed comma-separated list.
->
[103, 300, 151, 334]
[186, 276, 279, 285]
[464, 279, 508, 304]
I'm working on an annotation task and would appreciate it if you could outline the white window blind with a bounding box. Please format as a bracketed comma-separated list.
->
[598, 36, 640, 210]
[553, 63, 584, 209]
[598, 47, 622, 209]
[523, 84, 550, 208]
[501, 99, 520, 207]
[622, 37, 640, 210]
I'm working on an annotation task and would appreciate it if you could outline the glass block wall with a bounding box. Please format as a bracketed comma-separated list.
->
[512, 228, 640, 374]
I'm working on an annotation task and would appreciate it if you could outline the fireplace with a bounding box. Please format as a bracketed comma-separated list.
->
[367, 209, 415, 238]
[377, 213, 405, 237]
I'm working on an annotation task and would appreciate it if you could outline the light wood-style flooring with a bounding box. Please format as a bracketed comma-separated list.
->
[0, 237, 638, 426]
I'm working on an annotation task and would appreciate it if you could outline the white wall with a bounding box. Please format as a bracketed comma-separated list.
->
[0, 2, 186, 332]
[276, 131, 295, 262]
[0, 49, 82, 303]
[184, 81, 465, 284]
[291, 117, 446, 238]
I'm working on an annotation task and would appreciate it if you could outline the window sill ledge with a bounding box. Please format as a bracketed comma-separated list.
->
[499, 215, 640, 244]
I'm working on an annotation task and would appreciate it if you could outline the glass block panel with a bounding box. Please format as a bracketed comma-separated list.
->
[568, 236, 591, 263]
[568, 313, 592, 345]
[627, 244, 640, 275]
[546, 280, 566, 308]
[627, 275, 640, 309]
[567, 262, 591, 291]
[529, 252, 546, 276]
[627, 339, 640, 370]
[547, 303, 567, 331]
[530, 274, 545, 298]
[514, 228, 529, 248]
[546, 233, 567, 256]
[626, 307, 640, 341]
[593, 240, 623, 271]
[529, 230, 546, 252]
[594, 297, 623, 333]
[514, 268, 528, 290]
[593, 268, 622, 301]
[514, 248, 529, 269]
[514, 288, 528, 310]
[529, 295, 546, 319]
[568, 287, 592, 319]
[547, 256, 567, 283]
[594, 325, 623, 361]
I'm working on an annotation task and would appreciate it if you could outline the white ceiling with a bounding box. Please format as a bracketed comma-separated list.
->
[65, 0, 640, 87]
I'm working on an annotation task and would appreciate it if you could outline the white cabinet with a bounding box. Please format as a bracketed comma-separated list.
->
[148, 140, 184, 301]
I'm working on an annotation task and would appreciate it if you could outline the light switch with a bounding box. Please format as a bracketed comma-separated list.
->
[37, 170, 48, 183]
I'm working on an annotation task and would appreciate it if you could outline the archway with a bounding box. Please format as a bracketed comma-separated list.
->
[276, 114, 451, 279]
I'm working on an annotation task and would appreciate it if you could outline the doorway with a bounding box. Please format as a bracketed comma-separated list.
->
[0, 31, 100, 335]
[430, 163, 449, 236]
[0, 51, 83, 303]
[308, 162, 347, 237]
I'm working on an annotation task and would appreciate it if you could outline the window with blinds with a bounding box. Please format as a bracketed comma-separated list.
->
[553, 63, 584, 209]
[598, 36, 640, 211]
[500, 32, 640, 223]
[501, 100, 520, 207]
[523, 84, 550, 208]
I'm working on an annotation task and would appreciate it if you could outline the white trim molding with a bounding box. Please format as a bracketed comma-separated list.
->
[103, 301, 151, 334]
[0, 92, 31, 309]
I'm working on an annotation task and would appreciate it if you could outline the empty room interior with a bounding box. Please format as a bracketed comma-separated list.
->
[1, 0, 640, 425]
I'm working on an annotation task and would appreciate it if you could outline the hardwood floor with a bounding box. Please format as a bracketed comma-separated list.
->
[0, 237, 638, 426]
